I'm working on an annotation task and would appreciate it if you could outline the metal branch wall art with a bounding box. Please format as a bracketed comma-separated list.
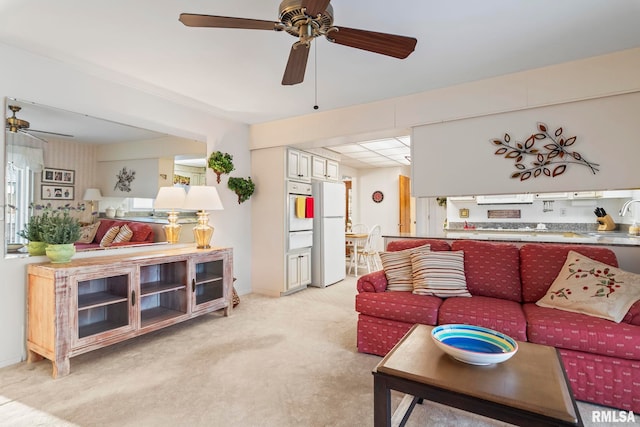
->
[491, 122, 599, 181]
[114, 167, 136, 192]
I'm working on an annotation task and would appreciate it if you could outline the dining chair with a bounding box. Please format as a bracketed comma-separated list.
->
[348, 224, 381, 275]
[361, 224, 382, 273]
[346, 223, 369, 266]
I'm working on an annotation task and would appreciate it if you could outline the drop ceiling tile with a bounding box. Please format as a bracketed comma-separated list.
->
[360, 138, 405, 150]
[376, 147, 411, 156]
[328, 144, 367, 153]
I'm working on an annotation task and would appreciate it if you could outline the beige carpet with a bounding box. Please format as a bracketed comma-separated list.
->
[0, 275, 636, 427]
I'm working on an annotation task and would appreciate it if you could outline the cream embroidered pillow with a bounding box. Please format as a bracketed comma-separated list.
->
[76, 221, 101, 244]
[411, 250, 471, 298]
[379, 245, 431, 291]
[113, 224, 133, 243]
[100, 226, 120, 247]
[536, 251, 640, 323]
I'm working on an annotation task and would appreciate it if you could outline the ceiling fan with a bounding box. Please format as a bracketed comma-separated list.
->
[179, 0, 417, 85]
[6, 104, 73, 143]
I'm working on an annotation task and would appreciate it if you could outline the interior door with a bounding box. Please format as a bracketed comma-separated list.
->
[399, 175, 411, 233]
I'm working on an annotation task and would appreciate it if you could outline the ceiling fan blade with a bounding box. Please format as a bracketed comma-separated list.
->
[28, 129, 74, 138]
[302, 0, 332, 17]
[282, 44, 310, 86]
[179, 14, 280, 31]
[17, 130, 48, 144]
[327, 27, 417, 59]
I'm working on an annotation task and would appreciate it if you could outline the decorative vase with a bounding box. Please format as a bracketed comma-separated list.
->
[45, 243, 76, 264]
[27, 241, 48, 256]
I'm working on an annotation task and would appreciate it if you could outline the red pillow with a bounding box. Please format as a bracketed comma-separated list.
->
[126, 222, 153, 242]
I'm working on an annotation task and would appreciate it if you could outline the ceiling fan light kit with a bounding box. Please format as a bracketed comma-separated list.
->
[6, 103, 74, 143]
[179, 0, 417, 86]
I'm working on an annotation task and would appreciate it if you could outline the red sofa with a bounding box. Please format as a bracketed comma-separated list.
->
[356, 239, 640, 412]
[74, 219, 155, 250]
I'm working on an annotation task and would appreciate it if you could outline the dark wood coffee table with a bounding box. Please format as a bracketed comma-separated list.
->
[373, 324, 583, 427]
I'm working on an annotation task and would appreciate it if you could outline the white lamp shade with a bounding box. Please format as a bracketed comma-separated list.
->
[183, 186, 224, 211]
[83, 188, 103, 201]
[154, 186, 187, 210]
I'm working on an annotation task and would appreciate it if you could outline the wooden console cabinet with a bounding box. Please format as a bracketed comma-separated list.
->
[26, 246, 233, 378]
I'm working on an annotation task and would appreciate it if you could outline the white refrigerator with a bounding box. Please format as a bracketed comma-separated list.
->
[311, 181, 346, 287]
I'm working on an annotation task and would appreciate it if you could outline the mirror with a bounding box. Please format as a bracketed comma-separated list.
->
[4, 97, 207, 257]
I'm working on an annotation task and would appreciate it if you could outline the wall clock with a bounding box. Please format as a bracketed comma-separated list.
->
[372, 190, 384, 203]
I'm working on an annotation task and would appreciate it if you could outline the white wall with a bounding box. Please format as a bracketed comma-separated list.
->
[357, 167, 410, 251]
[412, 92, 640, 197]
[0, 42, 252, 368]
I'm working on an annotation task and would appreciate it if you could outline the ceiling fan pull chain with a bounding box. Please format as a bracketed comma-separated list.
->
[313, 40, 319, 110]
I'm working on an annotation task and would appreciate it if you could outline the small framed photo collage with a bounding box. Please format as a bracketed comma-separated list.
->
[41, 168, 75, 200]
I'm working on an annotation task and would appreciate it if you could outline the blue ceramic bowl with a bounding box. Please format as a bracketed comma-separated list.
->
[431, 324, 518, 365]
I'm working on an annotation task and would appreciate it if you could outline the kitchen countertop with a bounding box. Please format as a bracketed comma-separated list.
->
[384, 230, 640, 247]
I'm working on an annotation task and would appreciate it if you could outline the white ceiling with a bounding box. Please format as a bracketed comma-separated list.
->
[3, 1, 640, 170]
[1, 0, 639, 128]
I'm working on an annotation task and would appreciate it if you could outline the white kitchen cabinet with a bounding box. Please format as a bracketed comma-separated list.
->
[571, 191, 602, 199]
[287, 249, 311, 291]
[311, 155, 340, 181]
[288, 149, 311, 182]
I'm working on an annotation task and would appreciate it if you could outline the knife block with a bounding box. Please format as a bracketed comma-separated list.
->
[597, 215, 616, 231]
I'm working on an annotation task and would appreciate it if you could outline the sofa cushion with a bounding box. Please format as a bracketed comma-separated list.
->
[113, 224, 134, 243]
[94, 219, 122, 242]
[411, 250, 471, 298]
[451, 240, 522, 302]
[100, 226, 121, 247]
[536, 251, 640, 323]
[127, 222, 153, 242]
[520, 244, 620, 303]
[438, 295, 528, 341]
[77, 221, 101, 244]
[524, 303, 640, 360]
[355, 291, 441, 325]
[379, 245, 431, 291]
[387, 239, 450, 252]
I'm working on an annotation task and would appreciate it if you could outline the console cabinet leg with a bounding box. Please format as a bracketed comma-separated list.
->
[52, 357, 70, 379]
[27, 349, 44, 364]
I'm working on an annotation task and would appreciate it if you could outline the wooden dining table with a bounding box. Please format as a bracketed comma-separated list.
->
[345, 232, 368, 276]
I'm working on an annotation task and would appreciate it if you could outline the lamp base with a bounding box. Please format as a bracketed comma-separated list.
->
[163, 211, 182, 244]
[193, 210, 214, 249]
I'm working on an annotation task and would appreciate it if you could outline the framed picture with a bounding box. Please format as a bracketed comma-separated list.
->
[41, 185, 74, 200]
[42, 167, 75, 185]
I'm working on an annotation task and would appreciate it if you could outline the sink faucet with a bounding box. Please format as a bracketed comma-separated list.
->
[619, 199, 640, 216]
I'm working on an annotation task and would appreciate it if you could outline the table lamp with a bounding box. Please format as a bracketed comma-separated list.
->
[183, 186, 224, 249]
[82, 188, 103, 223]
[154, 186, 187, 244]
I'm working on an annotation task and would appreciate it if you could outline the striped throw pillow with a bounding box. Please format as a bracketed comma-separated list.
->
[100, 226, 121, 247]
[411, 250, 471, 298]
[380, 245, 431, 291]
[113, 224, 134, 243]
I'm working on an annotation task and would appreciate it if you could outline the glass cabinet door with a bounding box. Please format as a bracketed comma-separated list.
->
[191, 253, 229, 313]
[73, 268, 136, 348]
[138, 260, 188, 329]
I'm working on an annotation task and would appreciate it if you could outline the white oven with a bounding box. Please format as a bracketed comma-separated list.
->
[287, 181, 313, 250]
[287, 181, 313, 232]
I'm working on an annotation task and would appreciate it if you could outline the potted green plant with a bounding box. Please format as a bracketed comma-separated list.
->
[227, 176, 255, 204]
[18, 211, 51, 256]
[208, 151, 235, 183]
[41, 210, 81, 263]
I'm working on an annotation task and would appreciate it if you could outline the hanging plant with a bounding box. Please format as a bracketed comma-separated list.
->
[227, 177, 255, 204]
[207, 151, 235, 183]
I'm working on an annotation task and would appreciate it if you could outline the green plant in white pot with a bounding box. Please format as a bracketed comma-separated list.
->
[41, 210, 81, 263]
